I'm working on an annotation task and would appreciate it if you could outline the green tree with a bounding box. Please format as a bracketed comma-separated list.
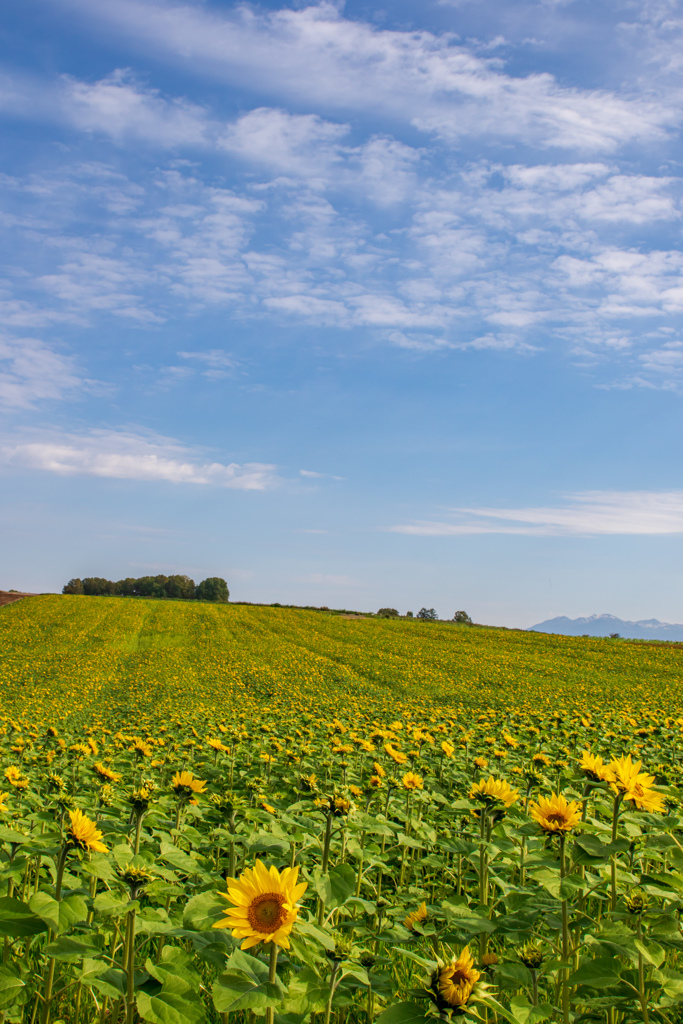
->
[82, 577, 116, 596]
[417, 607, 438, 620]
[62, 579, 84, 595]
[452, 610, 473, 624]
[377, 608, 399, 618]
[164, 575, 196, 600]
[195, 577, 229, 603]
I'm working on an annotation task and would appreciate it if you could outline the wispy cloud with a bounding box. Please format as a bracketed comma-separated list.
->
[390, 491, 683, 536]
[0, 336, 91, 409]
[53, 0, 678, 152]
[1, 429, 279, 490]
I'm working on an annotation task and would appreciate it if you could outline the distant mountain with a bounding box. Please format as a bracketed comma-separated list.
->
[528, 613, 683, 642]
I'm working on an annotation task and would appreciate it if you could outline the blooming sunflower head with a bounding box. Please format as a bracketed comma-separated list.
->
[130, 739, 153, 759]
[171, 771, 207, 801]
[431, 948, 481, 1011]
[93, 762, 121, 783]
[213, 859, 307, 949]
[403, 901, 429, 931]
[67, 808, 108, 853]
[402, 772, 423, 791]
[529, 793, 582, 834]
[578, 750, 611, 783]
[473, 757, 488, 770]
[469, 776, 519, 809]
[0, 791, 9, 814]
[4, 766, 28, 790]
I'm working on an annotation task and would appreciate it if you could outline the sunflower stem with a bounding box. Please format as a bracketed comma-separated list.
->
[610, 793, 624, 912]
[266, 943, 279, 1024]
[41, 844, 69, 1024]
[324, 960, 341, 1024]
[125, 906, 136, 1024]
[637, 916, 650, 1024]
[560, 833, 569, 1024]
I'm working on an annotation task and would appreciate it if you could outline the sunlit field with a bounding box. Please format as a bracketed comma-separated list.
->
[1, 595, 683, 1024]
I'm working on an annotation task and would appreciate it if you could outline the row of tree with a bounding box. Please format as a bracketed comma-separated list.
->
[62, 575, 229, 603]
[377, 607, 473, 623]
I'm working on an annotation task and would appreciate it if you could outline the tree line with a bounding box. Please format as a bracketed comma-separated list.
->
[62, 575, 229, 603]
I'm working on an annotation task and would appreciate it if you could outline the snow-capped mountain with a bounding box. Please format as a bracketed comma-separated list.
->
[528, 613, 683, 641]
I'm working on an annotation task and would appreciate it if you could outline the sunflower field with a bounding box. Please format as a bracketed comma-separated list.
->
[1, 596, 683, 1024]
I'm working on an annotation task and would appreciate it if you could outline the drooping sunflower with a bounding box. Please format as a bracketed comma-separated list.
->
[213, 859, 307, 949]
[433, 948, 481, 1009]
[529, 793, 582, 834]
[67, 808, 108, 853]
[470, 776, 519, 809]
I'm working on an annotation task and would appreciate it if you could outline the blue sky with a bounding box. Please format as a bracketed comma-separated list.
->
[3, 0, 683, 626]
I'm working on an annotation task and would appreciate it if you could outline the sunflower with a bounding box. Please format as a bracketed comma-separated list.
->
[402, 771, 423, 791]
[130, 739, 153, 758]
[473, 756, 488, 770]
[0, 792, 9, 814]
[433, 948, 481, 1009]
[67, 808, 108, 852]
[529, 793, 582, 833]
[606, 755, 664, 810]
[578, 750, 610, 783]
[171, 770, 207, 800]
[213, 859, 307, 949]
[4, 766, 28, 790]
[93, 762, 121, 783]
[441, 740, 455, 758]
[385, 744, 408, 766]
[470, 776, 519, 809]
[404, 901, 429, 931]
[624, 778, 666, 813]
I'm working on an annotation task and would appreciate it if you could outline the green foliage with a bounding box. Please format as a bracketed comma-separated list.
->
[61, 574, 228, 603]
[195, 578, 230, 603]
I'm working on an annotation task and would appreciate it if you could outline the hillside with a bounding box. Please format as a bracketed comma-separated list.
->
[1, 595, 682, 727]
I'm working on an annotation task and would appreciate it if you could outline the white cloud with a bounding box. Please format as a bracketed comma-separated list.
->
[1, 429, 279, 490]
[220, 107, 348, 177]
[390, 491, 683, 536]
[0, 336, 88, 409]
[0, 66, 211, 148]
[62, 70, 210, 146]
[54, 0, 677, 152]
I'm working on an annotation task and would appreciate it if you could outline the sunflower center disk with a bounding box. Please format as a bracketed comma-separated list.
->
[248, 893, 286, 933]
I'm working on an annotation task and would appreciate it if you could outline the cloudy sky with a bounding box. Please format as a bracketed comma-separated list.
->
[3, 0, 683, 625]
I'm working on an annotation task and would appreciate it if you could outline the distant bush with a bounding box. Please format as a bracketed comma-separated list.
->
[452, 610, 473, 624]
[406, 611, 414, 618]
[417, 607, 438, 621]
[377, 607, 399, 618]
[62, 574, 229, 603]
